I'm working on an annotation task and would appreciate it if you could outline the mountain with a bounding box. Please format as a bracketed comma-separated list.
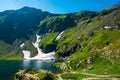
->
[0, 7, 52, 44]
[0, 7, 52, 59]
[40, 4, 120, 77]
[0, 4, 120, 77]
[40, 5, 120, 57]
[0, 7, 95, 59]
[0, 6, 76, 59]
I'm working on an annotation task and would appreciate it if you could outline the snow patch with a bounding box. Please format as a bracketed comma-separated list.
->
[104, 26, 111, 29]
[22, 50, 30, 59]
[55, 31, 64, 42]
[20, 43, 25, 49]
[21, 34, 55, 60]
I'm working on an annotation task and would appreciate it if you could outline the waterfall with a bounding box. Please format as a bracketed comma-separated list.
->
[21, 31, 64, 60]
[21, 34, 55, 60]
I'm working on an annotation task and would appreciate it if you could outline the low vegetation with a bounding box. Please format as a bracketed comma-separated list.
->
[1, 3, 120, 80]
[14, 68, 57, 80]
[39, 32, 59, 53]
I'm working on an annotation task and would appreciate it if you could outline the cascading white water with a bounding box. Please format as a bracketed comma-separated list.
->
[32, 34, 44, 55]
[21, 34, 55, 60]
[21, 31, 64, 60]
[22, 50, 30, 59]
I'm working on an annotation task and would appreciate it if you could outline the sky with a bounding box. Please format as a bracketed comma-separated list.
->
[0, 0, 120, 14]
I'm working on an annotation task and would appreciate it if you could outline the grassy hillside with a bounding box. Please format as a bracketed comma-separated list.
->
[37, 15, 71, 33]
[0, 3, 119, 80]
[39, 4, 120, 58]
[56, 30, 120, 73]
[0, 7, 51, 59]
[49, 5, 120, 78]
[0, 4, 120, 64]
[0, 40, 22, 60]
[0, 37, 38, 59]
[39, 32, 59, 53]
[55, 4, 120, 57]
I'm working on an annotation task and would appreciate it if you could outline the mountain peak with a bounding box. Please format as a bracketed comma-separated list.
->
[21, 6, 36, 10]
[18, 6, 42, 12]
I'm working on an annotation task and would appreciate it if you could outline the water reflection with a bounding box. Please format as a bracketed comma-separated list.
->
[22, 60, 31, 68]
[0, 60, 61, 80]
[33, 60, 42, 69]
[22, 60, 58, 72]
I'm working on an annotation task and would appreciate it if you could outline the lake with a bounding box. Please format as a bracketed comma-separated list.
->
[0, 60, 61, 80]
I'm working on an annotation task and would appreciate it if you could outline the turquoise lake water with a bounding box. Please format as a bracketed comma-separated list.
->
[0, 60, 60, 80]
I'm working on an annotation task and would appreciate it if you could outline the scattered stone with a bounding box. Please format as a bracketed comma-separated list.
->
[87, 57, 92, 64]
[14, 68, 57, 80]
[87, 66, 94, 70]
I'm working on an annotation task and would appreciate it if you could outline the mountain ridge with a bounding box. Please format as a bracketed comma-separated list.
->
[0, 4, 120, 62]
[0, 4, 120, 79]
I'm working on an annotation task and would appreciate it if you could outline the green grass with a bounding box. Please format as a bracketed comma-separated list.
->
[39, 32, 59, 52]
[25, 68, 38, 74]
[0, 40, 23, 60]
[37, 73, 57, 80]
[0, 38, 38, 60]
[87, 56, 112, 74]
[61, 73, 80, 79]
[37, 73, 46, 79]
[54, 30, 120, 75]
[61, 73, 93, 80]
[40, 32, 59, 46]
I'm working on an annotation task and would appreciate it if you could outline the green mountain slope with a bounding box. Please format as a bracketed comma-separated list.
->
[0, 7, 80, 59]
[0, 3, 120, 79]
[40, 4, 120, 58]
[0, 7, 52, 44]
[0, 4, 120, 72]
[36, 4, 120, 76]
[55, 30, 120, 73]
